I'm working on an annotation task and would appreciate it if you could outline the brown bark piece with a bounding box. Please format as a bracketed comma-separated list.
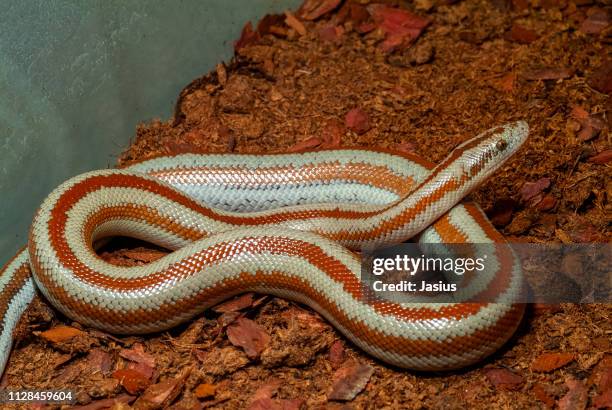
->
[328, 362, 374, 401]
[227, 318, 270, 359]
[532, 353, 576, 372]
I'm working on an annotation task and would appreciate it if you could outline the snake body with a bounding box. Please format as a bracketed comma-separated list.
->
[0, 121, 528, 373]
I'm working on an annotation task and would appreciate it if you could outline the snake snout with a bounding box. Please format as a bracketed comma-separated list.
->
[458, 121, 529, 181]
[501, 120, 529, 155]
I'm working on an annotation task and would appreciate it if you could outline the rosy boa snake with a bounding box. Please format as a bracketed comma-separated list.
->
[0, 121, 528, 373]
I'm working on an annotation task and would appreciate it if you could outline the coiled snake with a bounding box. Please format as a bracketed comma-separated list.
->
[0, 121, 528, 373]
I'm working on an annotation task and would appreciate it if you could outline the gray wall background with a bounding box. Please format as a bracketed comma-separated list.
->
[0, 0, 300, 263]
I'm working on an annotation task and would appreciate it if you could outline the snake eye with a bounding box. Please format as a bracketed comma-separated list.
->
[496, 140, 508, 152]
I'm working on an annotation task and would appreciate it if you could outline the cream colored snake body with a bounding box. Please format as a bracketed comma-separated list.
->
[0, 121, 528, 373]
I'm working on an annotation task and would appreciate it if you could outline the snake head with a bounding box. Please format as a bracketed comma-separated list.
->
[459, 121, 529, 180]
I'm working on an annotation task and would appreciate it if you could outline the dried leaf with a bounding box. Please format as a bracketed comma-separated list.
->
[499, 73, 516, 92]
[194, 383, 216, 399]
[558, 377, 588, 410]
[484, 368, 524, 390]
[459, 28, 492, 45]
[569, 223, 602, 242]
[257, 14, 287, 37]
[367, 5, 430, 31]
[570, 105, 604, 141]
[38, 325, 84, 343]
[532, 383, 556, 407]
[328, 362, 374, 401]
[321, 119, 345, 148]
[235, 22, 261, 52]
[298, 0, 342, 20]
[336, 2, 370, 26]
[509, 24, 539, 44]
[577, 125, 599, 141]
[194, 349, 208, 363]
[248, 399, 275, 410]
[356, 22, 377, 34]
[507, 210, 537, 235]
[218, 311, 242, 327]
[280, 399, 304, 410]
[129, 362, 155, 381]
[213, 293, 255, 313]
[589, 62, 612, 95]
[593, 389, 612, 409]
[570, 105, 590, 121]
[394, 141, 417, 154]
[531, 352, 575, 372]
[512, 0, 529, 10]
[345, 108, 371, 134]
[318, 24, 344, 42]
[598, 366, 612, 392]
[284, 11, 306, 36]
[537, 194, 557, 211]
[164, 141, 200, 156]
[329, 340, 345, 368]
[281, 308, 327, 329]
[589, 355, 612, 391]
[52, 353, 73, 369]
[112, 368, 150, 395]
[227, 318, 270, 359]
[592, 337, 611, 351]
[55, 358, 92, 385]
[580, 9, 610, 34]
[251, 379, 281, 402]
[588, 150, 612, 164]
[523, 68, 573, 80]
[87, 349, 113, 373]
[288, 137, 323, 152]
[134, 366, 192, 409]
[118, 345, 155, 381]
[119, 343, 155, 368]
[366, 4, 430, 52]
[252, 295, 269, 308]
[520, 178, 551, 202]
[246, 379, 303, 410]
